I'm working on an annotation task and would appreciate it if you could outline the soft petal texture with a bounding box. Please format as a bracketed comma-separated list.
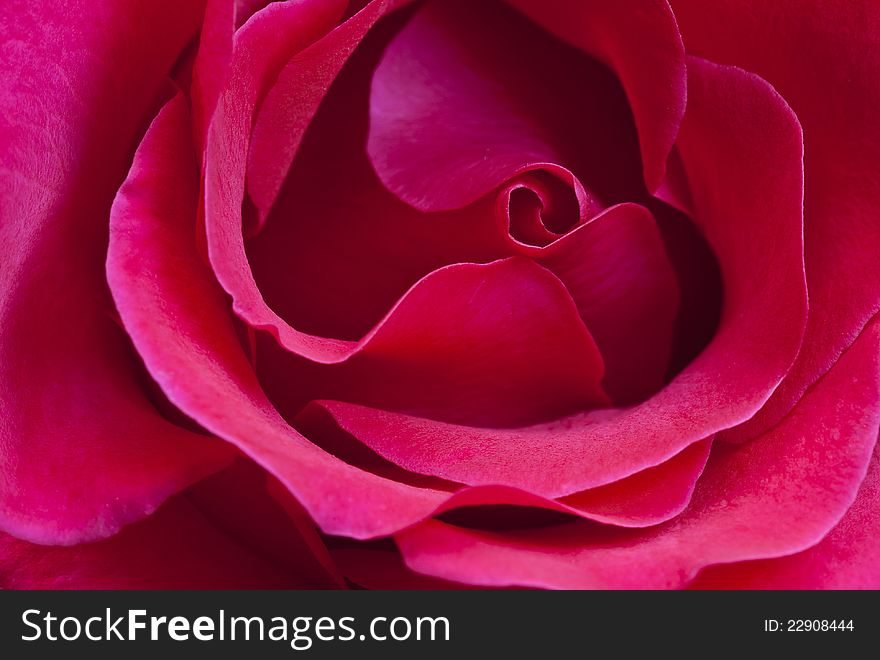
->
[691, 429, 880, 589]
[670, 0, 880, 442]
[300, 399, 712, 526]
[397, 317, 880, 588]
[309, 400, 710, 503]
[0, 495, 307, 589]
[532, 204, 679, 403]
[256, 255, 610, 429]
[108, 90, 442, 539]
[246, 0, 383, 224]
[247, 29, 510, 343]
[505, 0, 686, 191]
[207, 0, 415, 363]
[191, 0, 235, 152]
[0, 0, 233, 545]
[367, 0, 623, 213]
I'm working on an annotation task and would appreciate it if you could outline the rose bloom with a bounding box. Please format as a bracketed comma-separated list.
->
[1, 0, 879, 590]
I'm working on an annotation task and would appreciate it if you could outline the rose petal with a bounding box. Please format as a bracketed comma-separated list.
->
[0, 0, 232, 545]
[192, 0, 236, 153]
[108, 90, 447, 539]
[188, 459, 345, 588]
[397, 316, 880, 589]
[246, 36, 509, 341]
[332, 548, 473, 590]
[118, 88, 686, 541]
[506, 0, 686, 191]
[206, 0, 417, 363]
[304, 401, 713, 526]
[534, 204, 679, 403]
[0, 495, 307, 589]
[310, 400, 710, 507]
[106, 94, 697, 533]
[367, 0, 642, 212]
[246, 0, 395, 225]
[258, 255, 609, 429]
[670, 0, 880, 442]
[690, 432, 880, 589]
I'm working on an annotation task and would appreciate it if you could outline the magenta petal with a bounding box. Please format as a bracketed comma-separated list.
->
[398, 318, 880, 589]
[367, 0, 643, 212]
[246, 0, 380, 224]
[191, 0, 235, 153]
[298, 257, 611, 427]
[247, 50, 510, 342]
[311, 400, 710, 506]
[107, 92, 448, 539]
[206, 0, 413, 363]
[506, 0, 686, 191]
[691, 429, 880, 589]
[558, 439, 711, 526]
[338, 60, 803, 491]
[0, 495, 307, 589]
[0, 0, 232, 545]
[333, 548, 474, 590]
[535, 204, 679, 404]
[188, 459, 345, 588]
[671, 0, 880, 443]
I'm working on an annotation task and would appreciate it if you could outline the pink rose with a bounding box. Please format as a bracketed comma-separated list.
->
[1, 0, 878, 589]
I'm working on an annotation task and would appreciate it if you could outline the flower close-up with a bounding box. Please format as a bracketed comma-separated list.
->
[2, 0, 879, 590]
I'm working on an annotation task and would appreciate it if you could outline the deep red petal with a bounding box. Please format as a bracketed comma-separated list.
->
[292, 57, 804, 492]
[367, 0, 642, 213]
[108, 92, 448, 539]
[398, 317, 880, 588]
[691, 431, 880, 589]
[535, 204, 679, 403]
[0, 0, 232, 545]
[188, 459, 345, 588]
[0, 495, 307, 589]
[506, 0, 686, 191]
[670, 0, 880, 442]
[206, 0, 414, 363]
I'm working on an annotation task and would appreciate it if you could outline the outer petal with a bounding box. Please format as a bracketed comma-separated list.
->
[670, 0, 880, 442]
[302, 400, 713, 527]
[0, 0, 232, 545]
[0, 495, 307, 589]
[506, 0, 686, 191]
[105, 90, 449, 539]
[398, 317, 880, 589]
[691, 429, 880, 589]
